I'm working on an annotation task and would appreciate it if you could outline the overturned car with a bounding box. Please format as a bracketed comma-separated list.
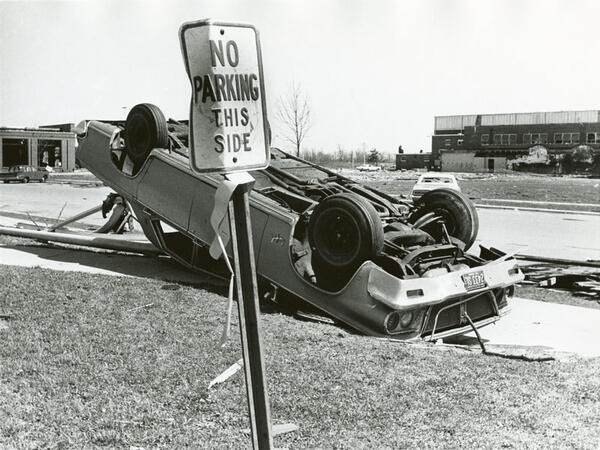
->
[76, 103, 523, 341]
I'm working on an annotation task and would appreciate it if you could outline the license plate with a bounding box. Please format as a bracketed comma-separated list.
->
[462, 271, 486, 291]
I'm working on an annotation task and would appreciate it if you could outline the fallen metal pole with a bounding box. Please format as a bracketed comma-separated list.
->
[516, 254, 600, 268]
[0, 226, 161, 256]
[47, 205, 103, 232]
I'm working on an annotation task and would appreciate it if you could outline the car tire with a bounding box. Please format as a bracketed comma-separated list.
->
[41, 176, 47, 183]
[22, 177, 29, 184]
[408, 188, 478, 250]
[308, 193, 384, 289]
[124, 103, 169, 166]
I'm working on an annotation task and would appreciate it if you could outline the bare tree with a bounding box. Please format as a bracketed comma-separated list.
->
[276, 83, 312, 156]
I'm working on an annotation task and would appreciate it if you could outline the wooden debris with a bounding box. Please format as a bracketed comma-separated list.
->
[520, 263, 600, 299]
[517, 255, 600, 268]
[208, 358, 243, 389]
[294, 311, 335, 325]
[242, 423, 298, 436]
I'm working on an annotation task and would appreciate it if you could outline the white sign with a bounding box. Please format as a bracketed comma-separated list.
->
[179, 20, 270, 173]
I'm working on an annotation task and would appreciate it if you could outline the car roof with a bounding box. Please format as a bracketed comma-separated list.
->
[418, 173, 456, 181]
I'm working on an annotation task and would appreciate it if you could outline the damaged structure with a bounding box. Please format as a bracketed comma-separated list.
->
[0, 126, 77, 171]
[432, 110, 600, 173]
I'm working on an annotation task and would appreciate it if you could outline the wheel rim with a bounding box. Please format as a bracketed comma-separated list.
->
[128, 114, 152, 160]
[312, 207, 361, 266]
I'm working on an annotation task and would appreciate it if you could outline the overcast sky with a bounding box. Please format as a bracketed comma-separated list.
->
[1, 0, 599, 155]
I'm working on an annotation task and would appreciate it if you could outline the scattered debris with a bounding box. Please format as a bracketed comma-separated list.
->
[208, 358, 243, 389]
[161, 284, 181, 291]
[126, 303, 154, 313]
[26, 212, 43, 231]
[520, 263, 600, 300]
[243, 423, 299, 436]
[294, 311, 336, 325]
[0, 313, 11, 331]
[517, 255, 600, 268]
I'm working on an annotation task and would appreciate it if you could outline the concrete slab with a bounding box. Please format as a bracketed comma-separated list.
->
[449, 297, 600, 358]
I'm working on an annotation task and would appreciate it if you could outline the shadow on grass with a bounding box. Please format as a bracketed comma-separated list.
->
[1, 241, 227, 293]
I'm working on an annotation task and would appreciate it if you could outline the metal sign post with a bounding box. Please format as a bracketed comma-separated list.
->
[179, 19, 273, 449]
[228, 178, 273, 449]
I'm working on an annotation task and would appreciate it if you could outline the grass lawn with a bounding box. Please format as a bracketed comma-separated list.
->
[1, 266, 599, 449]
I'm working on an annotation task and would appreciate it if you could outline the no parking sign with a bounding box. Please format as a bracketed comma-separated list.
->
[179, 20, 270, 174]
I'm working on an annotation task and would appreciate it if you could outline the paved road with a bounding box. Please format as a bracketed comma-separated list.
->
[476, 208, 600, 261]
[2, 182, 598, 261]
[0, 183, 113, 228]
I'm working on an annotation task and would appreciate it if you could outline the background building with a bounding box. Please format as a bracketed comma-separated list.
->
[431, 110, 600, 172]
[395, 152, 433, 170]
[0, 125, 77, 171]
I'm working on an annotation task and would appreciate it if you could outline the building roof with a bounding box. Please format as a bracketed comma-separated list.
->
[435, 110, 600, 131]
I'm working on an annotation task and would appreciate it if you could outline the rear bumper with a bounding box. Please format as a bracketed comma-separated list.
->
[367, 259, 523, 311]
[421, 302, 511, 341]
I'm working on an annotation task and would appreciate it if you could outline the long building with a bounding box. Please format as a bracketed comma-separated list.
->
[0, 125, 77, 171]
[431, 110, 600, 172]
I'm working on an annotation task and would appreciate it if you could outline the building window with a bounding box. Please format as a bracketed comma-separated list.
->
[2, 138, 29, 167]
[423, 156, 430, 162]
[400, 157, 407, 162]
[38, 139, 62, 168]
[481, 134, 489, 145]
[587, 132, 600, 144]
[491, 133, 518, 146]
[444, 138, 452, 147]
[554, 132, 581, 144]
[523, 133, 532, 145]
[532, 133, 548, 144]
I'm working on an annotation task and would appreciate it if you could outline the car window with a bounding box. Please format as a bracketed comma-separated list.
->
[422, 177, 447, 183]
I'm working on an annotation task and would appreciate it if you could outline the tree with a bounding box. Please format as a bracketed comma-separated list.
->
[367, 148, 380, 164]
[336, 144, 346, 161]
[276, 83, 312, 156]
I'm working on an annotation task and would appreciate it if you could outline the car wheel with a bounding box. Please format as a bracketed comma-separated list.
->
[408, 188, 478, 250]
[41, 176, 47, 183]
[22, 177, 29, 183]
[308, 193, 384, 289]
[124, 103, 169, 166]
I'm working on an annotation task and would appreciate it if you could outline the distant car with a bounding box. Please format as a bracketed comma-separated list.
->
[356, 164, 381, 172]
[0, 165, 49, 183]
[411, 173, 460, 201]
